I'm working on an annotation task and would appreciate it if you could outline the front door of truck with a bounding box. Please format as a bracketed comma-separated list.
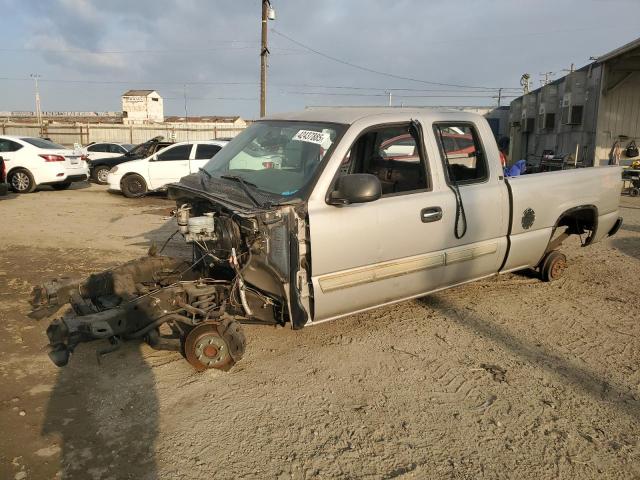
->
[307, 122, 457, 322]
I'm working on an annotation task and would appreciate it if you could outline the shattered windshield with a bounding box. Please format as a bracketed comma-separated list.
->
[202, 121, 344, 197]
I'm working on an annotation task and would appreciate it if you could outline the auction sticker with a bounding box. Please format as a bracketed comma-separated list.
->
[292, 130, 329, 145]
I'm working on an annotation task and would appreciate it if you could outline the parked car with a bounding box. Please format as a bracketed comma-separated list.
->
[88, 136, 173, 184]
[107, 140, 228, 197]
[33, 108, 622, 371]
[0, 156, 8, 196]
[81, 142, 134, 161]
[0, 135, 89, 193]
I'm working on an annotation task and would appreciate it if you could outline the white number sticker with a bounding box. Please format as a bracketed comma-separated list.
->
[292, 130, 329, 145]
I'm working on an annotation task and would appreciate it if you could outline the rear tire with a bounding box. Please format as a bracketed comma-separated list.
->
[93, 166, 110, 185]
[540, 250, 567, 282]
[9, 168, 36, 194]
[52, 182, 72, 190]
[121, 174, 148, 198]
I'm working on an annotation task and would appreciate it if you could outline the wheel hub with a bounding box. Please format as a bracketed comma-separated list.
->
[97, 169, 109, 183]
[550, 258, 567, 278]
[184, 322, 232, 371]
[12, 172, 29, 191]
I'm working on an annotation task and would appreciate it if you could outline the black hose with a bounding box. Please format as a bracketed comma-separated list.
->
[437, 128, 467, 239]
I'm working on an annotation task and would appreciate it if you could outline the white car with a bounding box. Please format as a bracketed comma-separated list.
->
[81, 142, 134, 160]
[0, 135, 89, 193]
[107, 140, 228, 198]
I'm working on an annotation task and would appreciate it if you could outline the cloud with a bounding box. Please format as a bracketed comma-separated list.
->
[2, 0, 640, 117]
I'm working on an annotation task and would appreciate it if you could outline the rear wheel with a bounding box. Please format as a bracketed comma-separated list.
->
[121, 174, 147, 198]
[540, 250, 567, 282]
[93, 166, 111, 185]
[52, 181, 72, 190]
[9, 168, 36, 193]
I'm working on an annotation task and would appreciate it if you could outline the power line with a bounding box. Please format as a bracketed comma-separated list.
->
[283, 90, 518, 99]
[271, 29, 518, 91]
[0, 75, 521, 93]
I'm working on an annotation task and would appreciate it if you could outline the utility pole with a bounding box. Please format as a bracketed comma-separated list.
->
[260, 0, 275, 117]
[540, 71, 554, 86]
[30, 73, 42, 127]
[386, 91, 392, 106]
[497, 88, 503, 107]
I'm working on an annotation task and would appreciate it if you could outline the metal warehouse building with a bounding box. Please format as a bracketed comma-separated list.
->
[509, 36, 640, 167]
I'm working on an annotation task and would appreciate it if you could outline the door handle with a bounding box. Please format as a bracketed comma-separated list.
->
[421, 207, 442, 223]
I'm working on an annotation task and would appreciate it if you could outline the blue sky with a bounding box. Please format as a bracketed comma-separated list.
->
[1, 0, 639, 119]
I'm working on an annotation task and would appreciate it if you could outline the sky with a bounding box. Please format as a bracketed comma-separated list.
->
[0, 0, 639, 119]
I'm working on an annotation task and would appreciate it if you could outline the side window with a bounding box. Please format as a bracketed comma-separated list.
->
[87, 144, 107, 152]
[110, 144, 126, 154]
[434, 124, 488, 184]
[342, 124, 429, 196]
[195, 144, 222, 160]
[0, 139, 23, 152]
[156, 144, 192, 161]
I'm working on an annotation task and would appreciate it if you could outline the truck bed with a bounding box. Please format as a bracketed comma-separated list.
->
[501, 166, 622, 272]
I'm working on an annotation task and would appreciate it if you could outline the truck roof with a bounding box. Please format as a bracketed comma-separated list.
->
[263, 107, 486, 125]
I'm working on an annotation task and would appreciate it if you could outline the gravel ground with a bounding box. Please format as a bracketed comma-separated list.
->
[0, 183, 639, 480]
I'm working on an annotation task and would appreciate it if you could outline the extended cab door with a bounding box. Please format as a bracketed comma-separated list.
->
[430, 121, 509, 286]
[147, 143, 193, 189]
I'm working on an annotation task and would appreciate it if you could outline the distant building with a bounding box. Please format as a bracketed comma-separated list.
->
[121, 90, 164, 125]
[509, 36, 640, 167]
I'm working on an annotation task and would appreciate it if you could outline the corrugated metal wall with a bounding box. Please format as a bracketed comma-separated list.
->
[595, 72, 640, 165]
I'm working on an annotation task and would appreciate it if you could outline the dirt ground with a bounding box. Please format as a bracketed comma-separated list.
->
[0, 182, 639, 480]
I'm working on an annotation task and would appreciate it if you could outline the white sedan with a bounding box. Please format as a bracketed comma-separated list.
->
[81, 142, 134, 160]
[0, 135, 89, 193]
[107, 140, 228, 198]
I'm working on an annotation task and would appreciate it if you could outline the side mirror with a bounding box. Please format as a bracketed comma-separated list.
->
[329, 174, 381, 206]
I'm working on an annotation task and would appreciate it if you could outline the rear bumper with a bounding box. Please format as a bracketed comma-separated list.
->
[35, 164, 89, 185]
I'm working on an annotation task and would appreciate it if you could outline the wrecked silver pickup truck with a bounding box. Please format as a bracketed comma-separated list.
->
[32, 108, 623, 371]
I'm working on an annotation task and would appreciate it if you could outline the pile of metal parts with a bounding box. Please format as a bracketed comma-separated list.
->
[30, 201, 266, 370]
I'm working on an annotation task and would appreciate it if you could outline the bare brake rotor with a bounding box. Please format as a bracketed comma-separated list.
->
[184, 317, 246, 371]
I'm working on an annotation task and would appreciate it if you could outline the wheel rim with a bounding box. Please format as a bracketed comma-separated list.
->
[97, 169, 109, 183]
[127, 177, 144, 194]
[11, 172, 30, 191]
[550, 257, 567, 279]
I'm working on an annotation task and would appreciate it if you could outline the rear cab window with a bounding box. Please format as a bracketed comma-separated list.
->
[433, 123, 488, 184]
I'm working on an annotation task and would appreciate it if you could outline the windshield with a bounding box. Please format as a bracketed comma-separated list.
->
[202, 121, 344, 197]
[21, 137, 65, 149]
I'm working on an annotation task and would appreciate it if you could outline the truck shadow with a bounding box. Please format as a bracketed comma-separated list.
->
[418, 296, 640, 423]
[42, 341, 158, 479]
[611, 236, 640, 260]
